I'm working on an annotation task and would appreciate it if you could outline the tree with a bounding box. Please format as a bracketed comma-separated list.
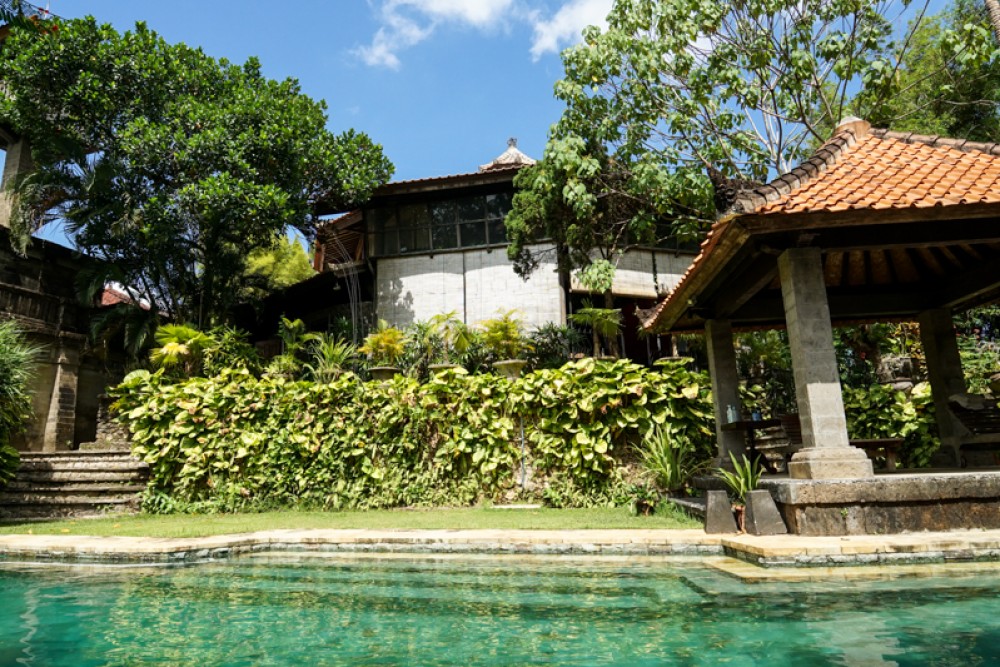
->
[507, 0, 997, 288]
[505, 133, 711, 306]
[242, 236, 316, 301]
[0, 18, 393, 330]
[867, 0, 1000, 142]
[987, 0, 1000, 42]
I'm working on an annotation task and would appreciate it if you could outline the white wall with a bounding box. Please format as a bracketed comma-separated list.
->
[569, 249, 694, 298]
[375, 243, 564, 329]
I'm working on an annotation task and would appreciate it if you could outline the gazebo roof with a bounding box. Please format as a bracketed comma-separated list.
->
[640, 119, 1000, 333]
[479, 138, 536, 173]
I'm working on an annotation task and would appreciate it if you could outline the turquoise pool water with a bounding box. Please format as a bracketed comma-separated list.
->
[2, 554, 1000, 666]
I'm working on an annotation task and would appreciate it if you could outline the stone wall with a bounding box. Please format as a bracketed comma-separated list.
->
[0, 231, 123, 452]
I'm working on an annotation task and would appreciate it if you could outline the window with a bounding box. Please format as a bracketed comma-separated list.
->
[369, 191, 514, 257]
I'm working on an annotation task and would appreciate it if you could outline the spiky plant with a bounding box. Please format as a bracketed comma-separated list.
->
[0, 321, 40, 488]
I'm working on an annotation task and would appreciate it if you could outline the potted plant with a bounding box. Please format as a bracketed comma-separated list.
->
[480, 310, 532, 378]
[716, 452, 763, 532]
[569, 302, 622, 359]
[427, 312, 475, 374]
[627, 483, 659, 516]
[360, 320, 408, 381]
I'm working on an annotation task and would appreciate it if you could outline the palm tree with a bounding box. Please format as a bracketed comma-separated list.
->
[988, 0, 1000, 43]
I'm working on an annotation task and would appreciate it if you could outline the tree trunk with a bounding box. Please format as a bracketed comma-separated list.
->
[988, 0, 1000, 44]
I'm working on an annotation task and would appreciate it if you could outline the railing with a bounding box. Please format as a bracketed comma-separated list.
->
[0, 1, 56, 21]
[0, 282, 83, 332]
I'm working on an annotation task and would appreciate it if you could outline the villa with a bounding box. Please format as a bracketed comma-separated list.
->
[297, 139, 697, 363]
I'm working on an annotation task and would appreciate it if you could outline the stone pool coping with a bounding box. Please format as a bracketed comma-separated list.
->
[3, 528, 1000, 567]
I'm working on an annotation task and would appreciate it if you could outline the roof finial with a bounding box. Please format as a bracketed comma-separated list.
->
[507, 137, 517, 148]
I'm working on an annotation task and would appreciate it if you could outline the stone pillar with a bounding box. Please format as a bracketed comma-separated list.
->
[41, 336, 81, 452]
[918, 308, 967, 455]
[0, 137, 34, 228]
[705, 319, 746, 466]
[779, 248, 873, 479]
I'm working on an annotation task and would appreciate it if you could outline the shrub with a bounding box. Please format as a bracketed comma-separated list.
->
[842, 382, 938, 467]
[114, 358, 715, 512]
[0, 321, 40, 487]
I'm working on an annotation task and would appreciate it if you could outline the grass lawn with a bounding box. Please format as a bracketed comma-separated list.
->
[0, 506, 700, 538]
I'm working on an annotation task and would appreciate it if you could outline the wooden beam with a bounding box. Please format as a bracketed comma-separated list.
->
[933, 261, 1000, 310]
[742, 203, 1000, 232]
[729, 290, 932, 326]
[713, 260, 779, 318]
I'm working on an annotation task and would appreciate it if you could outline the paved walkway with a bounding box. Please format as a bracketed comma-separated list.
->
[3, 528, 1000, 567]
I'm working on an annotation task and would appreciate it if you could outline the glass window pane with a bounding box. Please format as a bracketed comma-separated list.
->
[379, 230, 398, 256]
[398, 229, 413, 254]
[459, 221, 487, 247]
[485, 193, 512, 219]
[399, 203, 431, 228]
[456, 196, 485, 222]
[487, 219, 507, 244]
[432, 224, 457, 250]
[373, 206, 397, 231]
[431, 200, 458, 225]
[411, 226, 431, 252]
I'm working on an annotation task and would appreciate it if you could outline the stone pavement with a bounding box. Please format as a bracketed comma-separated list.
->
[3, 528, 1000, 567]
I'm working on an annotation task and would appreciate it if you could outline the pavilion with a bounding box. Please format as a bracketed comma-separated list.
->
[641, 118, 1000, 534]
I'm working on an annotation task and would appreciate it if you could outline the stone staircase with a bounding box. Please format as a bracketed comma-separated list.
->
[0, 450, 149, 519]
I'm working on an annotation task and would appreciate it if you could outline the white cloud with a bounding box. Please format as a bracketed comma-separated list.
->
[355, 0, 516, 69]
[529, 0, 612, 60]
[356, 0, 612, 69]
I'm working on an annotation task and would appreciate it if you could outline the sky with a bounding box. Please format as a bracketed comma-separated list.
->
[28, 0, 954, 247]
[45, 0, 614, 183]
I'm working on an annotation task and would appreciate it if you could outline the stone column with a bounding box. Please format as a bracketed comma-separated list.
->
[0, 137, 33, 228]
[705, 319, 746, 467]
[918, 308, 967, 458]
[779, 248, 873, 479]
[41, 335, 81, 452]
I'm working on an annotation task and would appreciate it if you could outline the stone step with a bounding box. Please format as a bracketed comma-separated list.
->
[4, 481, 147, 494]
[0, 499, 138, 519]
[0, 491, 142, 505]
[17, 460, 149, 473]
[1, 450, 148, 519]
[15, 470, 148, 483]
[20, 450, 138, 461]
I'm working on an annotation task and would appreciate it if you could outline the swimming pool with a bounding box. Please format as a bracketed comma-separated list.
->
[2, 554, 999, 666]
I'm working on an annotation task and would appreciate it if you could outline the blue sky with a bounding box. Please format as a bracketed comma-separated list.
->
[48, 0, 614, 182]
[31, 0, 954, 248]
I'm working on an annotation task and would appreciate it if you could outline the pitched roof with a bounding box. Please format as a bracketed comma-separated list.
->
[733, 119, 1000, 216]
[640, 119, 1000, 332]
[479, 138, 536, 172]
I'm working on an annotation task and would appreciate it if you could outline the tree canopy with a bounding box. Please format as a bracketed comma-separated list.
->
[868, 0, 1000, 141]
[242, 236, 316, 301]
[506, 0, 999, 286]
[0, 17, 393, 327]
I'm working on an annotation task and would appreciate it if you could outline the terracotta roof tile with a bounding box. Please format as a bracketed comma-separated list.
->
[748, 125, 1000, 216]
[641, 119, 1000, 332]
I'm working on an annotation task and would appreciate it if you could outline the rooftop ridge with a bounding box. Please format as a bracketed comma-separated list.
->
[870, 129, 1000, 156]
[732, 120, 870, 215]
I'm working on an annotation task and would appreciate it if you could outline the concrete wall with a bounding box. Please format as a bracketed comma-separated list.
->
[375, 243, 564, 329]
[569, 249, 693, 298]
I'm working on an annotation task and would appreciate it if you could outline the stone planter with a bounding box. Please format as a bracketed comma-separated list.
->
[493, 359, 527, 379]
[369, 366, 401, 382]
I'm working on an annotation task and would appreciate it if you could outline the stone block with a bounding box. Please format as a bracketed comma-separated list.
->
[787, 446, 874, 479]
[704, 490, 739, 534]
[744, 490, 787, 535]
